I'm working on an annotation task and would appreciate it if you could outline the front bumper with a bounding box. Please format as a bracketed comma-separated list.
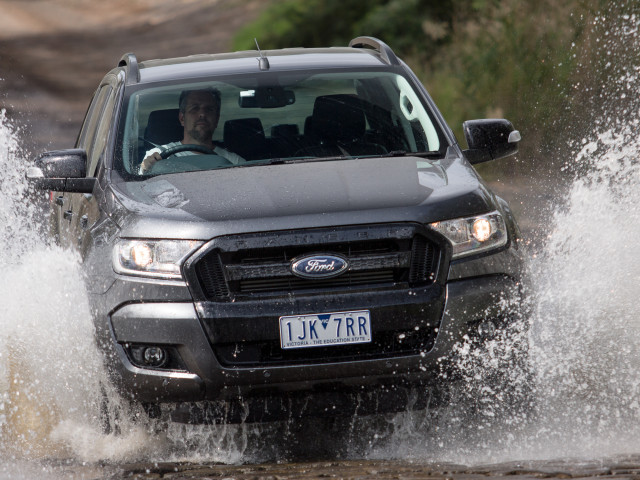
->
[107, 272, 520, 404]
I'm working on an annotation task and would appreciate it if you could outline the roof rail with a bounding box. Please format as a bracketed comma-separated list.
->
[118, 53, 140, 85]
[348, 36, 400, 66]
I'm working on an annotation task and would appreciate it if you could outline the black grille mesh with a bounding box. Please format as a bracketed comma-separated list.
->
[409, 235, 437, 283]
[195, 254, 229, 299]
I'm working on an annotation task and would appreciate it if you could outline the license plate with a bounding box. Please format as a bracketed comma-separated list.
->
[279, 310, 372, 349]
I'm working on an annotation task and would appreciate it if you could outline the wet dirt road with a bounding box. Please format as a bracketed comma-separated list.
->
[33, 456, 640, 480]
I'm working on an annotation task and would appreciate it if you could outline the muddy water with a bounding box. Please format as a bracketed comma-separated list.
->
[3, 10, 640, 480]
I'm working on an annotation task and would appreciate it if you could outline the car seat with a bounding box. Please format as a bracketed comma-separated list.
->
[144, 109, 183, 146]
[299, 95, 387, 157]
[223, 117, 271, 160]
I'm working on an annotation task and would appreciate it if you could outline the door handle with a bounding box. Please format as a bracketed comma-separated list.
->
[63, 210, 73, 221]
[80, 215, 89, 230]
[55, 195, 64, 207]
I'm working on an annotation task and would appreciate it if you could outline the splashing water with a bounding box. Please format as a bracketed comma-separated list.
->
[0, 111, 165, 470]
[500, 9, 640, 463]
[374, 7, 640, 465]
[526, 102, 640, 457]
[0, 110, 81, 458]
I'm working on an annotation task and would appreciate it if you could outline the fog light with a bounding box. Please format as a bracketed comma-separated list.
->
[477, 320, 496, 338]
[143, 346, 167, 367]
[124, 344, 187, 371]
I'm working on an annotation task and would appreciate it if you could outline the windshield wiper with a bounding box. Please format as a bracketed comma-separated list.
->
[382, 150, 443, 158]
[289, 155, 352, 163]
[237, 156, 352, 167]
[236, 151, 443, 167]
[414, 151, 444, 158]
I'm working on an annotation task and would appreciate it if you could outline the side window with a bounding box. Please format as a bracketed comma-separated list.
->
[76, 85, 111, 152]
[88, 86, 118, 176]
[75, 89, 101, 149]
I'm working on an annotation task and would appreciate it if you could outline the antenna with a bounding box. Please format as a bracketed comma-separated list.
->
[255, 38, 270, 71]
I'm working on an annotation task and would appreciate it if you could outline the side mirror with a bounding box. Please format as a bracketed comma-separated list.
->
[462, 119, 521, 164]
[26, 149, 96, 193]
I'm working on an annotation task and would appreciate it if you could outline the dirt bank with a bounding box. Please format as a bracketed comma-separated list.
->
[0, 0, 265, 153]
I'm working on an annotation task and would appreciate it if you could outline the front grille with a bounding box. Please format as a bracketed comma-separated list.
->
[191, 224, 440, 302]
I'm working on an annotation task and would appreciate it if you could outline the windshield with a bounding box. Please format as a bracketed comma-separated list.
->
[115, 69, 448, 177]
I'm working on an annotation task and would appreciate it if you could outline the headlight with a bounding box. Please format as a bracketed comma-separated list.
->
[429, 211, 507, 259]
[113, 239, 203, 279]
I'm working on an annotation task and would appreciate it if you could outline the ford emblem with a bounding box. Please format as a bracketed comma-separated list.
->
[291, 254, 349, 279]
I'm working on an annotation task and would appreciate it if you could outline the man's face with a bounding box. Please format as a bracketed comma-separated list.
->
[179, 91, 220, 144]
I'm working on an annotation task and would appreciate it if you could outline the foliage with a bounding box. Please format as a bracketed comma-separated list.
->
[422, 0, 585, 175]
[232, 0, 387, 50]
[233, 0, 456, 58]
[233, 0, 623, 177]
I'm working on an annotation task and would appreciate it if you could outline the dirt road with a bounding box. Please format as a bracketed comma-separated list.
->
[7, 456, 637, 480]
[0, 0, 265, 153]
[113, 457, 640, 479]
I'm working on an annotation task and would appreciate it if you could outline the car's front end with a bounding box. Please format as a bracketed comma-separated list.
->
[89, 152, 525, 423]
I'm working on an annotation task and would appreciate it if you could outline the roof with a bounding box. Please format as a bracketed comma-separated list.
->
[118, 38, 403, 86]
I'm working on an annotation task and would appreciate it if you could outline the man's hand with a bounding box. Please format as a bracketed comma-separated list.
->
[140, 151, 162, 174]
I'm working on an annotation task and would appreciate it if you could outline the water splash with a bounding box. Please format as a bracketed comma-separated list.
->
[527, 100, 640, 457]
[505, 7, 640, 461]
[0, 111, 160, 467]
[371, 6, 640, 466]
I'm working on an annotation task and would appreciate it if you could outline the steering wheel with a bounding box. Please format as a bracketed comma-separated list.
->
[160, 144, 215, 159]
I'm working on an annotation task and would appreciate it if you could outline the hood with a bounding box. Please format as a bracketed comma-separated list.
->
[111, 155, 494, 238]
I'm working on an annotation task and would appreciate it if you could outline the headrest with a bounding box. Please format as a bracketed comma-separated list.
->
[271, 123, 299, 138]
[144, 109, 182, 145]
[223, 118, 267, 160]
[223, 118, 265, 146]
[310, 95, 366, 143]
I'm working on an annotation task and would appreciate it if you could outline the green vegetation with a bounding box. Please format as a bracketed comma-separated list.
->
[234, 0, 629, 178]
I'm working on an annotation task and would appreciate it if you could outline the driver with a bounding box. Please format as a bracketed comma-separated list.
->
[139, 88, 244, 174]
